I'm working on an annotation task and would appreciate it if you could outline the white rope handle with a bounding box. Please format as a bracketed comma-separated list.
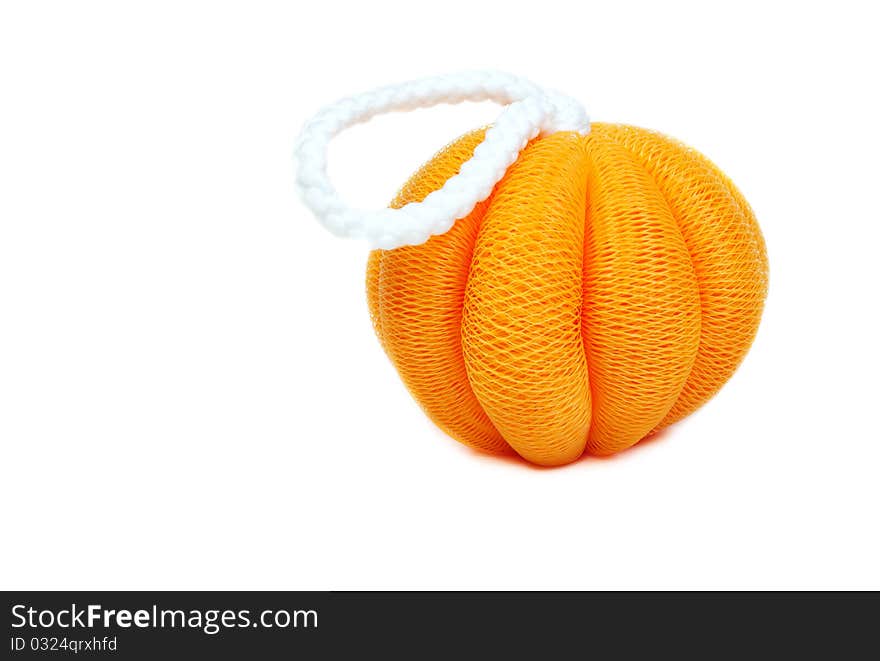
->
[293, 71, 590, 250]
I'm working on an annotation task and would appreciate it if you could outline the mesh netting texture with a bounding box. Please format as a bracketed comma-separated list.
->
[367, 124, 768, 466]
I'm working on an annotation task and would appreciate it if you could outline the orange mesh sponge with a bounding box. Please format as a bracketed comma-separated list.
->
[367, 123, 768, 466]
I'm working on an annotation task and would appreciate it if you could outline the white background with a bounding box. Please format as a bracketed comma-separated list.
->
[2, 1, 878, 590]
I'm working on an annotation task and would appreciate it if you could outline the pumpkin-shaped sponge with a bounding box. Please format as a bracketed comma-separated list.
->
[366, 124, 768, 466]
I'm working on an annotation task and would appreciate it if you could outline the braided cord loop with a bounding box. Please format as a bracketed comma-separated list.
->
[294, 71, 590, 249]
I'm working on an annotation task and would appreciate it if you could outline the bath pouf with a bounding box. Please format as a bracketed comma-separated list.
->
[295, 72, 768, 466]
